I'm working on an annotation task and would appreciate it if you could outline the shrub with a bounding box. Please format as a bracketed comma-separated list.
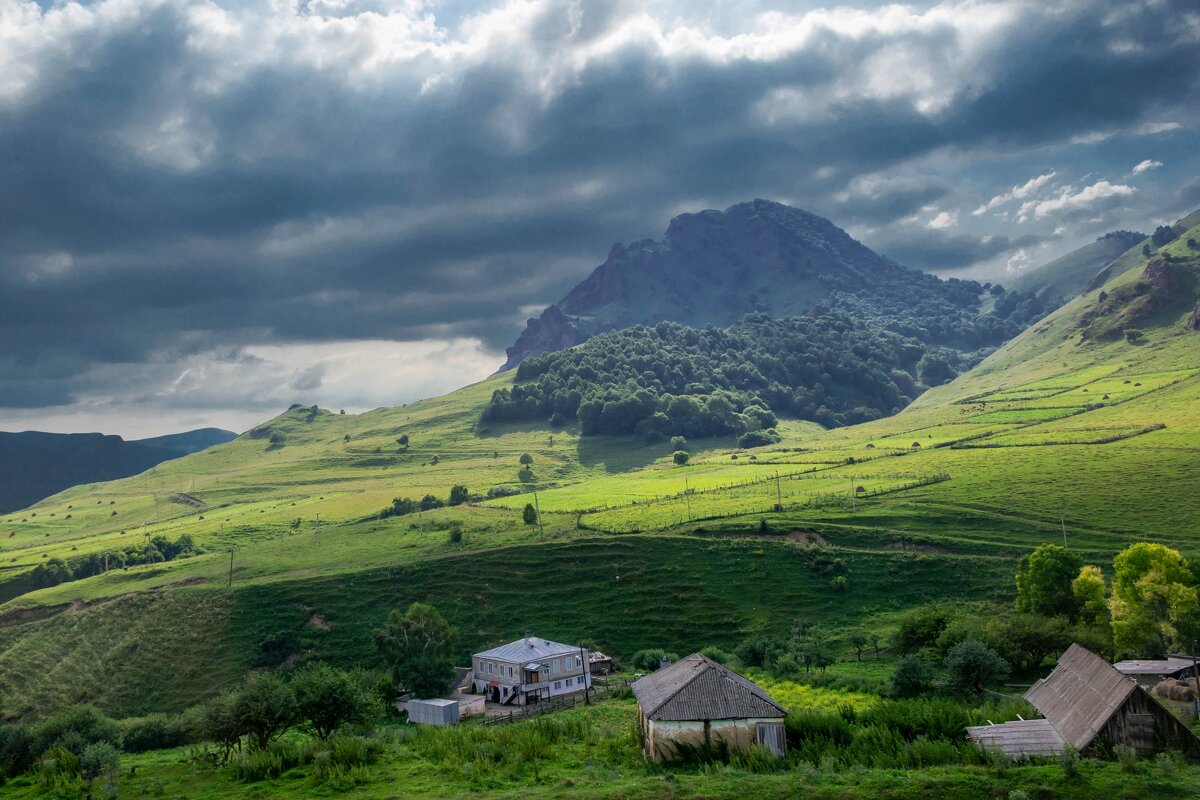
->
[1115, 743, 1139, 773]
[120, 713, 188, 753]
[522, 503, 538, 525]
[34, 706, 122, 756]
[860, 698, 970, 741]
[231, 738, 306, 782]
[944, 639, 1010, 695]
[670, 435, 688, 452]
[269, 430, 287, 446]
[447, 525, 463, 544]
[0, 723, 36, 778]
[738, 429, 781, 449]
[519, 453, 534, 466]
[447, 485, 469, 506]
[672, 450, 689, 465]
[698, 646, 734, 665]
[628, 649, 679, 671]
[235, 672, 298, 751]
[889, 656, 933, 698]
[894, 606, 952, 655]
[785, 712, 854, 749]
[79, 741, 120, 799]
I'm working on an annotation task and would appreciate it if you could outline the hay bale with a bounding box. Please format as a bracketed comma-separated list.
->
[1154, 678, 1198, 701]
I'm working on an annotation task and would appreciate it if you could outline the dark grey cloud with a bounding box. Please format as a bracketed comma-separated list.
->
[1, 0, 1199, 431]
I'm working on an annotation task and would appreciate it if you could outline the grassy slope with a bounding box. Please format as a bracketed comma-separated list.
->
[1, 212, 1198, 718]
[1008, 234, 1138, 299]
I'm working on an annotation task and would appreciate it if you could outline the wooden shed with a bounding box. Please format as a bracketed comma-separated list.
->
[1113, 656, 1196, 688]
[967, 644, 1200, 759]
[631, 653, 787, 762]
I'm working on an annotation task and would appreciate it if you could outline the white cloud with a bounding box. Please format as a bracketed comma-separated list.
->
[1131, 158, 1163, 174]
[927, 210, 957, 230]
[972, 172, 1057, 216]
[1015, 180, 1136, 222]
[1005, 248, 1031, 274]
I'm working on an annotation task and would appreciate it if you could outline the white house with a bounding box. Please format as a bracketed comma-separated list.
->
[471, 635, 592, 705]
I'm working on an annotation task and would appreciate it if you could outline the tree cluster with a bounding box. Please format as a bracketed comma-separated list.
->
[484, 314, 953, 437]
[31, 533, 199, 588]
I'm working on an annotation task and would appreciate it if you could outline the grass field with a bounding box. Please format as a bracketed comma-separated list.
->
[1, 215, 1199, 726]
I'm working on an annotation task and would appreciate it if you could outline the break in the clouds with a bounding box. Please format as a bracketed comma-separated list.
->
[2, 0, 1199, 436]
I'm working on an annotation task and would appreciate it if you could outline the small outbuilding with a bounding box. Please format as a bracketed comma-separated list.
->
[407, 698, 460, 726]
[967, 644, 1200, 759]
[1114, 655, 1196, 688]
[631, 653, 787, 762]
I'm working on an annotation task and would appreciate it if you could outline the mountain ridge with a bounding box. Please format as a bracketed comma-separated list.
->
[502, 199, 1049, 369]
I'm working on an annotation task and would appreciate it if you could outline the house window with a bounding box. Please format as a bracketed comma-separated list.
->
[554, 681, 562, 690]
[552, 660, 561, 673]
[565, 677, 573, 687]
[575, 656, 582, 668]
[487, 663, 493, 675]
[508, 666, 513, 677]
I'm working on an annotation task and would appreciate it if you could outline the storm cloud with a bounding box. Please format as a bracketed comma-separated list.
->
[1, 0, 1198, 435]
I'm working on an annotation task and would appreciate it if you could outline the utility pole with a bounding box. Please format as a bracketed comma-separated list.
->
[579, 643, 591, 705]
[228, 547, 235, 587]
[534, 492, 542, 529]
[775, 472, 782, 511]
[1060, 504, 1068, 550]
[685, 477, 692, 521]
[315, 514, 321, 547]
[850, 476, 856, 513]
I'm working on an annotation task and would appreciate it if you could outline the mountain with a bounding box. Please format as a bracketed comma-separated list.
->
[1008, 230, 1147, 301]
[132, 428, 239, 456]
[501, 199, 1050, 369]
[0, 428, 236, 514]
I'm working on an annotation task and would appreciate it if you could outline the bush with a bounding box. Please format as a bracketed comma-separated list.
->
[231, 738, 306, 782]
[889, 656, 934, 698]
[785, 712, 854, 748]
[860, 698, 971, 741]
[628, 649, 679, 671]
[269, 430, 286, 446]
[944, 639, 1010, 695]
[737, 429, 781, 449]
[120, 713, 188, 753]
[0, 723, 36, 778]
[523, 503, 538, 525]
[519, 453, 534, 466]
[672, 450, 689, 465]
[34, 706, 122, 756]
[670, 435, 688, 452]
[698, 646, 734, 665]
[235, 672, 298, 751]
[447, 485, 469, 506]
[447, 525, 463, 544]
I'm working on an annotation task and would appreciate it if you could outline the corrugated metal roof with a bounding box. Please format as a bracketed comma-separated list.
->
[1025, 643, 1136, 751]
[1113, 657, 1194, 676]
[966, 719, 1064, 757]
[474, 636, 580, 662]
[631, 653, 786, 721]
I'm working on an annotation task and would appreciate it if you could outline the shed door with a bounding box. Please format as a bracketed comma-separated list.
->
[756, 722, 786, 758]
[1125, 713, 1155, 756]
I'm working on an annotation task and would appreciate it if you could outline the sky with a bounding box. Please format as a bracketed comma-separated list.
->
[2, 0, 1198, 437]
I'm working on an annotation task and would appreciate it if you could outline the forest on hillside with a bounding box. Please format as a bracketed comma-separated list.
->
[484, 314, 944, 439]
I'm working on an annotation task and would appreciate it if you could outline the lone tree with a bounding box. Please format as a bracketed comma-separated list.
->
[848, 630, 868, 662]
[448, 485, 469, 506]
[519, 453, 534, 466]
[291, 662, 380, 739]
[397, 434, 409, 447]
[374, 602, 456, 699]
[673, 450, 690, 465]
[522, 503, 538, 526]
[1015, 544, 1083, 619]
[235, 672, 298, 750]
[670, 435, 688, 453]
[944, 639, 1010, 695]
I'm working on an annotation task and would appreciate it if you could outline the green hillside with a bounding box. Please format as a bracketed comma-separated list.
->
[2, 210, 1199, 720]
[1008, 231, 1145, 300]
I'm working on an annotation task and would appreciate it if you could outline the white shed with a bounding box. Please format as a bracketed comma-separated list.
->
[407, 697, 460, 726]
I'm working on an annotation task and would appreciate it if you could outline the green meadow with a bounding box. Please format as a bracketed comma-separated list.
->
[2, 215, 1200, 729]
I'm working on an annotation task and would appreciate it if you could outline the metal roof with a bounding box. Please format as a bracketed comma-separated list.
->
[1113, 657, 1194, 676]
[473, 636, 579, 662]
[1024, 643, 1136, 751]
[966, 719, 1064, 757]
[631, 653, 786, 721]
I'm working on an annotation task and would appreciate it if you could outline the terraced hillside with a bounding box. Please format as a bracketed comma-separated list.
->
[1, 209, 1198, 719]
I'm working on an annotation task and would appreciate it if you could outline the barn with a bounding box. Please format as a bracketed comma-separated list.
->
[1114, 655, 1196, 688]
[967, 644, 1200, 759]
[631, 653, 787, 762]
